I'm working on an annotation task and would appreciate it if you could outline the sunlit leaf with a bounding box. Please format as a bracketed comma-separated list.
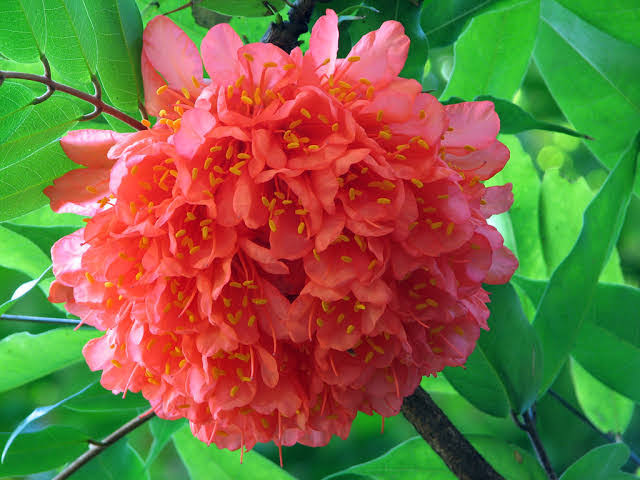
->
[533, 132, 639, 394]
[71, 438, 151, 480]
[194, 0, 285, 17]
[0, 328, 101, 393]
[173, 425, 294, 480]
[62, 381, 150, 412]
[534, 0, 640, 193]
[0, 226, 51, 279]
[420, 0, 496, 48]
[145, 417, 186, 469]
[559, 444, 635, 480]
[0, 265, 51, 316]
[0, 0, 46, 63]
[441, 0, 539, 101]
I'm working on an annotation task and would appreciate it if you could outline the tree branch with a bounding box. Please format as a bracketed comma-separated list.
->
[52, 411, 156, 480]
[401, 386, 505, 480]
[513, 407, 558, 480]
[0, 70, 146, 131]
[262, 0, 316, 53]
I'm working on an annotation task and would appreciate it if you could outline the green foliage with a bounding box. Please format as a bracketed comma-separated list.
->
[146, 417, 187, 468]
[72, 438, 151, 480]
[173, 425, 295, 480]
[559, 444, 636, 480]
[0, 328, 100, 393]
[420, 0, 496, 48]
[441, 0, 539, 101]
[195, 0, 285, 17]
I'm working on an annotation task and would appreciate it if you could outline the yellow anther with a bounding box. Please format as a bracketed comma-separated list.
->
[201, 226, 209, 240]
[396, 144, 410, 151]
[419, 109, 426, 119]
[263, 61, 277, 68]
[223, 297, 232, 308]
[300, 107, 311, 118]
[248, 315, 256, 327]
[287, 142, 300, 149]
[297, 222, 305, 234]
[354, 302, 366, 312]
[346, 324, 355, 334]
[353, 235, 366, 252]
[368, 259, 378, 270]
[85, 272, 95, 283]
[184, 212, 196, 222]
[316, 317, 324, 327]
[230, 385, 239, 397]
[337, 234, 350, 242]
[210, 172, 219, 186]
[191, 167, 198, 180]
[252, 298, 268, 305]
[260, 418, 269, 428]
[377, 197, 391, 205]
[340, 255, 353, 263]
[111, 359, 122, 368]
[418, 139, 430, 150]
[175, 229, 186, 238]
[241, 95, 254, 105]
[268, 218, 277, 232]
[344, 92, 357, 102]
[411, 178, 424, 188]
[156, 85, 168, 95]
[366, 85, 375, 99]
[294, 208, 308, 215]
[191, 75, 200, 88]
[331, 122, 339, 132]
[86, 185, 97, 194]
[364, 351, 374, 363]
[426, 298, 439, 307]
[135, 271, 143, 281]
[254, 87, 262, 105]
[180, 87, 190, 99]
[141, 119, 151, 128]
[243, 53, 254, 62]
[437, 194, 449, 200]
[317, 114, 329, 124]
[338, 81, 352, 90]
[313, 249, 320, 261]
[446, 222, 455, 236]
[464, 145, 476, 152]
[289, 119, 302, 129]
[378, 130, 392, 140]
[376, 110, 384, 122]
[337, 313, 345, 324]
[227, 85, 235, 99]
[225, 144, 234, 160]
[320, 58, 330, 66]
[430, 221, 443, 230]
[158, 109, 167, 117]
[454, 326, 464, 336]
[347, 56, 360, 62]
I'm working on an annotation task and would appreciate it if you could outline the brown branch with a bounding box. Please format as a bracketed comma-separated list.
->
[401, 386, 505, 480]
[262, 0, 316, 53]
[513, 408, 558, 480]
[52, 411, 156, 480]
[0, 70, 146, 131]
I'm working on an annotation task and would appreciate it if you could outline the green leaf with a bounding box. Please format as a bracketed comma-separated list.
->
[533, 0, 640, 193]
[194, 0, 285, 17]
[62, 382, 151, 412]
[323, 435, 547, 480]
[1, 223, 78, 258]
[1, 381, 95, 463]
[9, 204, 86, 228]
[478, 96, 592, 139]
[570, 359, 634, 435]
[443, 345, 510, 418]
[540, 169, 625, 282]
[0, 0, 46, 63]
[146, 417, 187, 469]
[533, 132, 639, 394]
[0, 94, 82, 222]
[87, 0, 144, 112]
[572, 282, 640, 402]
[555, 0, 640, 49]
[441, 0, 539, 101]
[420, 0, 496, 48]
[71, 439, 150, 480]
[0, 265, 51, 316]
[173, 425, 294, 480]
[0, 80, 41, 144]
[0, 225, 51, 278]
[0, 328, 101, 393]
[0, 426, 87, 477]
[478, 284, 543, 414]
[559, 444, 636, 480]
[488, 135, 547, 279]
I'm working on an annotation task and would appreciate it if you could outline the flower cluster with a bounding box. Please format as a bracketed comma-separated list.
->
[46, 10, 517, 454]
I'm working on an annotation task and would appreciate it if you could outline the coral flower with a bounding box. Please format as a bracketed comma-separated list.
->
[45, 10, 517, 456]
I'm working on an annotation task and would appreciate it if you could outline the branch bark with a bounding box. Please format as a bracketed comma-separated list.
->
[401, 386, 505, 480]
[52, 411, 156, 480]
[261, 0, 316, 53]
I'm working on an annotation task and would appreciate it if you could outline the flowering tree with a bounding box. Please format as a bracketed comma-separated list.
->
[0, 1, 638, 480]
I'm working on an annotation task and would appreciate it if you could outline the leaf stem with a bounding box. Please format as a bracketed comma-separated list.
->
[513, 407, 558, 480]
[0, 70, 146, 131]
[401, 386, 505, 480]
[52, 410, 156, 480]
[1, 314, 84, 327]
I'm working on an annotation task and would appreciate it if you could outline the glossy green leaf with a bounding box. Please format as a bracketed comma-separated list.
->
[62, 381, 150, 412]
[1, 381, 95, 463]
[87, 0, 144, 112]
[420, 0, 496, 48]
[555, 0, 640, 49]
[0, 81, 41, 144]
[443, 345, 510, 418]
[0, 0, 46, 63]
[533, 132, 639, 394]
[570, 359, 634, 435]
[540, 169, 624, 282]
[479, 284, 543, 413]
[71, 439, 150, 480]
[0, 426, 87, 477]
[0, 225, 51, 279]
[9, 204, 86, 228]
[2, 223, 78, 258]
[441, 0, 539, 101]
[146, 417, 187, 469]
[0, 328, 101, 393]
[572, 282, 640, 402]
[173, 425, 294, 480]
[488, 135, 547, 279]
[324, 435, 546, 480]
[0, 94, 82, 222]
[194, 0, 284, 17]
[534, 0, 640, 193]
[559, 444, 635, 480]
[0, 265, 51, 316]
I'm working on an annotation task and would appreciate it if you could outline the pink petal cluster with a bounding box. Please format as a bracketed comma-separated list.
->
[46, 10, 517, 453]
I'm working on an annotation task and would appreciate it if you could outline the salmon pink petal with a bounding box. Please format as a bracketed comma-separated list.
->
[237, 43, 296, 92]
[341, 21, 409, 87]
[51, 230, 88, 284]
[143, 16, 203, 96]
[201, 23, 243, 86]
[485, 246, 519, 284]
[302, 9, 339, 80]
[61, 129, 123, 168]
[480, 184, 514, 217]
[45, 168, 111, 215]
[447, 140, 509, 180]
[443, 101, 500, 153]
[141, 51, 173, 115]
[174, 109, 216, 159]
